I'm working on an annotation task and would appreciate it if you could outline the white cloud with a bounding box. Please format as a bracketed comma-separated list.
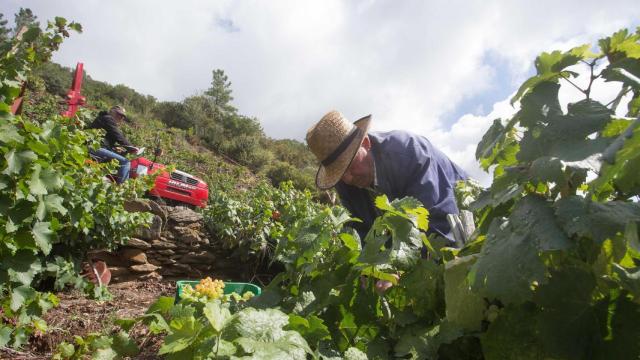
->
[2, 0, 638, 183]
[430, 56, 632, 188]
[428, 97, 517, 187]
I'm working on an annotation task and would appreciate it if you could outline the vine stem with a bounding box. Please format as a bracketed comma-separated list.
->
[215, 332, 222, 356]
[559, 73, 586, 94]
[605, 87, 633, 108]
[584, 60, 598, 100]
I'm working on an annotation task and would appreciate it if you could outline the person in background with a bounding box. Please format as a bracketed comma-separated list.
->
[87, 105, 138, 184]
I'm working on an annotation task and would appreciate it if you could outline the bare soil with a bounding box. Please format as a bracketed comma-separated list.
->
[1, 279, 176, 360]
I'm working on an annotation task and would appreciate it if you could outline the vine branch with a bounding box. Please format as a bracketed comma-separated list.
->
[605, 86, 633, 108]
[559, 73, 586, 95]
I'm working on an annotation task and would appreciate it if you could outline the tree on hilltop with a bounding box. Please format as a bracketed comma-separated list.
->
[205, 69, 237, 120]
[0, 13, 10, 42]
[14, 8, 39, 34]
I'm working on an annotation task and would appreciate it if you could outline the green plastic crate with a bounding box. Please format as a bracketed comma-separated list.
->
[175, 280, 261, 302]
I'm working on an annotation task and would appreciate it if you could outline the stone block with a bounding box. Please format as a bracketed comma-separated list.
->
[130, 263, 159, 273]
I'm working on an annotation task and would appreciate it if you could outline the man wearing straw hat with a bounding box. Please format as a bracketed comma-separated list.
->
[306, 110, 467, 244]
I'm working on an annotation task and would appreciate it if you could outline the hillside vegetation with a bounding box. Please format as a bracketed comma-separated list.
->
[31, 61, 318, 193]
[2, 9, 640, 360]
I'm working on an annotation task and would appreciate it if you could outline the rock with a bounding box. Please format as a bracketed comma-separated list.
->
[185, 222, 203, 231]
[140, 272, 163, 281]
[159, 263, 194, 275]
[86, 250, 129, 267]
[120, 248, 148, 264]
[159, 258, 176, 265]
[111, 274, 140, 283]
[198, 236, 210, 245]
[130, 263, 159, 273]
[179, 251, 216, 264]
[168, 206, 203, 224]
[150, 239, 178, 249]
[147, 200, 168, 224]
[108, 266, 131, 277]
[173, 226, 202, 244]
[123, 199, 153, 213]
[192, 264, 212, 271]
[124, 238, 151, 250]
[134, 215, 163, 240]
[157, 249, 175, 256]
[148, 258, 163, 266]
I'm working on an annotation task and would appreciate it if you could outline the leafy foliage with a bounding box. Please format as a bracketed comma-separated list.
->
[203, 180, 321, 259]
[9, 14, 640, 360]
[78, 29, 640, 359]
[0, 12, 151, 349]
[57, 297, 312, 360]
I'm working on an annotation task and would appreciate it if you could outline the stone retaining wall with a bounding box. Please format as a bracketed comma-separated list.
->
[89, 200, 238, 282]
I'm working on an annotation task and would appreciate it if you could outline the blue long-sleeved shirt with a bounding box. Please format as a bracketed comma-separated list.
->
[335, 130, 467, 243]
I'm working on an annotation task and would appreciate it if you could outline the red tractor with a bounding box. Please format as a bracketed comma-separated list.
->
[129, 152, 209, 208]
[64, 62, 209, 208]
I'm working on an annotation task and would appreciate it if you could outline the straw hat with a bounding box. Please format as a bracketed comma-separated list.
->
[306, 110, 371, 189]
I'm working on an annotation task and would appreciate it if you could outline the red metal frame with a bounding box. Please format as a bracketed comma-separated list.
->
[61, 62, 86, 118]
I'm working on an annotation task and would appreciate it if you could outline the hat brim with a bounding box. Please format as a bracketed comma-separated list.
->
[315, 115, 371, 190]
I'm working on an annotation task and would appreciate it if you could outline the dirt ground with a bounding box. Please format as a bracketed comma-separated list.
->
[0, 279, 176, 360]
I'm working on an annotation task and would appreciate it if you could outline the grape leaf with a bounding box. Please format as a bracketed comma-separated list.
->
[203, 301, 232, 333]
[111, 331, 139, 357]
[444, 255, 485, 331]
[594, 294, 640, 359]
[10, 285, 36, 311]
[482, 303, 544, 360]
[4, 250, 42, 285]
[613, 264, 640, 298]
[0, 326, 11, 348]
[287, 314, 330, 346]
[532, 266, 598, 359]
[0, 123, 24, 144]
[3, 149, 37, 175]
[32, 221, 54, 255]
[509, 195, 570, 251]
[555, 196, 640, 243]
[511, 44, 595, 104]
[159, 315, 201, 354]
[470, 218, 546, 304]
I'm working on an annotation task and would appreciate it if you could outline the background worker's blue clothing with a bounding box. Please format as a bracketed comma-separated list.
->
[88, 111, 134, 184]
[335, 130, 468, 243]
[91, 147, 130, 184]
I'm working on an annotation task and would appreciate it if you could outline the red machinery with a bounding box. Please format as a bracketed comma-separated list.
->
[63, 63, 209, 208]
[129, 156, 209, 208]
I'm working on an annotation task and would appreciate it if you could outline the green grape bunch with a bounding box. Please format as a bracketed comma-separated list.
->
[182, 277, 225, 302]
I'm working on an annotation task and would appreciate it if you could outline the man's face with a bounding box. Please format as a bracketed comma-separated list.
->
[112, 111, 125, 124]
[341, 137, 374, 188]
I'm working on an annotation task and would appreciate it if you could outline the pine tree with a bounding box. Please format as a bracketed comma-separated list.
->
[0, 13, 10, 42]
[14, 8, 39, 34]
[205, 69, 237, 120]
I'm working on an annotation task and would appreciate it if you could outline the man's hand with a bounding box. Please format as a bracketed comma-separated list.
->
[375, 274, 400, 295]
[361, 274, 401, 295]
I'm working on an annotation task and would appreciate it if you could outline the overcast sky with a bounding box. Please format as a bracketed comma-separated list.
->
[2, 0, 639, 185]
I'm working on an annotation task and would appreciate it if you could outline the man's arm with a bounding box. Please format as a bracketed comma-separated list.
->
[399, 137, 466, 242]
